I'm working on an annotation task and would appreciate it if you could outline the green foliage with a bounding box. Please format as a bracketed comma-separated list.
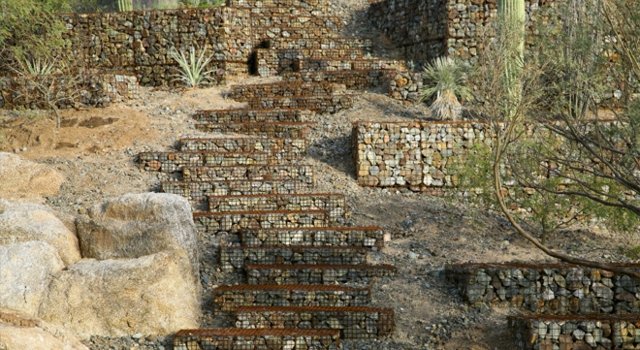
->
[0, 0, 72, 66]
[169, 46, 217, 87]
[117, 0, 133, 11]
[497, 0, 526, 119]
[420, 57, 471, 120]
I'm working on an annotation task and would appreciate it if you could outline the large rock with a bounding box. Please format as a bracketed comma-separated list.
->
[76, 193, 199, 280]
[0, 309, 88, 350]
[0, 200, 81, 265]
[0, 152, 64, 201]
[0, 242, 64, 317]
[38, 251, 200, 338]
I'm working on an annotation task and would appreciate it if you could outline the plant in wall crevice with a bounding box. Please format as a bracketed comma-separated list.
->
[420, 56, 472, 121]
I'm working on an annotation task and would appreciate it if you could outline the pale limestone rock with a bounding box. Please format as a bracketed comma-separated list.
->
[38, 251, 200, 338]
[0, 200, 81, 265]
[0, 242, 64, 317]
[76, 193, 199, 280]
[0, 152, 64, 201]
[0, 308, 87, 350]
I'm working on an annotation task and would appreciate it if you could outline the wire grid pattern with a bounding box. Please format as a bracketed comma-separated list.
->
[194, 122, 312, 139]
[173, 329, 341, 350]
[240, 227, 385, 249]
[179, 137, 308, 155]
[183, 164, 314, 183]
[245, 263, 397, 285]
[208, 193, 342, 213]
[192, 109, 312, 124]
[193, 210, 329, 234]
[220, 245, 368, 271]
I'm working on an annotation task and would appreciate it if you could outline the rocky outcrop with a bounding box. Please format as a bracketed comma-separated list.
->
[0, 242, 64, 317]
[0, 152, 64, 201]
[0, 309, 88, 350]
[38, 251, 200, 338]
[0, 200, 81, 265]
[76, 193, 199, 281]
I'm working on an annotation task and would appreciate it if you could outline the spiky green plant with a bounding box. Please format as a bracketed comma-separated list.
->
[498, 0, 526, 119]
[168, 46, 217, 87]
[117, 0, 133, 11]
[19, 57, 57, 77]
[420, 56, 472, 120]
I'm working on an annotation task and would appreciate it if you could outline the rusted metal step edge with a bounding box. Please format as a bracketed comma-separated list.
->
[192, 108, 314, 123]
[194, 122, 314, 138]
[177, 136, 307, 154]
[138, 151, 285, 173]
[208, 193, 346, 219]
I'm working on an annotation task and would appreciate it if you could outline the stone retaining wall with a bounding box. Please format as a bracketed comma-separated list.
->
[240, 227, 385, 249]
[194, 121, 313, 138]
[138, 151, 281, 173]
[368, 0, 552, 64]
[178, 137, 307, 155]
[229, 82, 341, 100]
[220, 245, 368, 272]
[354, 121, 488, 189]
[213, 284, 371, 311]
[208, 194, 347, 224]
[173, 328, 341, 350]
[234, 306, 395, 339]
[283, 70, 396, 90]
[182, 165, 314, 184]
[192, 109, 312, 123]
[193, 210, 328, 234]
[255, 48, 371, 77]
[245, 95, 353, 114]
[510, 314, 640, 350]
[246, 263, 396, 285]
[446, 263, 640, 315]
[162, 179, 313, 205]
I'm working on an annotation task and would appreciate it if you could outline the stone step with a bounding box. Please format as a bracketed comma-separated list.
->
[208, 193, 348, 225]
[195, 121, 313, 139]
[162, 179, 314, 210]
[220, 245, 369, 272]
[509, 314, 640, 350]
[138, 151, 284, 173]
[178, 136, 307, 156]
[267, 37, 372, 51]
[182, 165, 314, 184]
[228, 0, 331, 13]
[233, 306, 395, 340]
[173, 328, 341, 350]
[193, 210, 329, 234]
[213, 284, 371, 311]
[240, 226, 385, 249]
[445, 262, 640, 315]
[252, 25, 343, 43]
[246, 263, 396, 285]
[245, 95, 353, 114]
[282, 69, 395, 90]
[192, 108, 312, 124]
[251, 15, 344, 30]
[229, 81, 341, 101]
[256, 48, 372, 77]
[293, 58, 405, 74]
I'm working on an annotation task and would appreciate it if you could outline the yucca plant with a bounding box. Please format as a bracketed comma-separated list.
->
[169, 46, 217, 88]
[19, 57, 57, 77]
[420, 56, 472, 120]
[117, 0, 133, 11]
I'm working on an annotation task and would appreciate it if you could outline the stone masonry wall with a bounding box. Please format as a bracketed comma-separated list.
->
[446, 263, 640, 315]
[354, 121, 488, 189]
[368, 0, 553, 65]
[510, 315, 640, 350]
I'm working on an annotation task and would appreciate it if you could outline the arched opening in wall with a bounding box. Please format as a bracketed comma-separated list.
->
[248, 39, 272, 76]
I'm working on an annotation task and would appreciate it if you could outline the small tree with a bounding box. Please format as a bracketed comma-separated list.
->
[466, 0, 640, 277]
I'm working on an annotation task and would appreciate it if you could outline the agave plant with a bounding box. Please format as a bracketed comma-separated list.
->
[420, 56, 472, 120]
[19, 57, 57, 77]
[168, 46, 217, 88]
[118, 0, 133, 11]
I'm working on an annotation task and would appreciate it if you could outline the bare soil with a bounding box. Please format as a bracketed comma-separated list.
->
[1, 80, 637, 350]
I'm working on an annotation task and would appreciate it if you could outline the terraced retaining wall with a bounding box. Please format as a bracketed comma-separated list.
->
[354, 121, 488, 189]
[446, 263, 640, 314]
[368, 0, 553, 63]
[240, 227, 385, 248]
[510, 314, 640, 350]
[193, 210, 328, 233]
[246, 263, 397, 285]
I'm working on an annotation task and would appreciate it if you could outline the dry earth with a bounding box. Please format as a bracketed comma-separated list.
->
[1, 79, 638, 350]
